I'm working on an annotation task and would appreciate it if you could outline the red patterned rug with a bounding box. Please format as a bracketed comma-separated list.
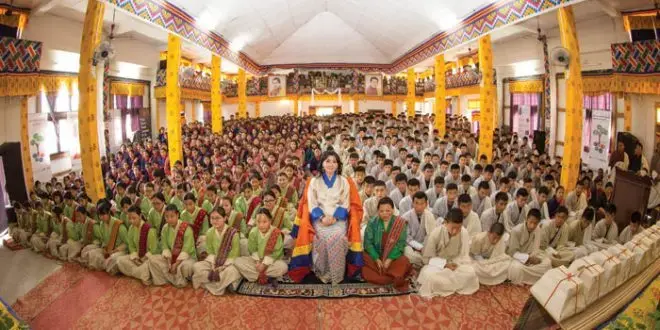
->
[12, 265, 532, 329]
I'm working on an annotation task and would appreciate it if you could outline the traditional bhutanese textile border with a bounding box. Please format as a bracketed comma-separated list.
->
[611, 40, 660, 74]
[102, 0, 583, 75]
[103, 0, 263, 75]
[0, 37, 42, 73]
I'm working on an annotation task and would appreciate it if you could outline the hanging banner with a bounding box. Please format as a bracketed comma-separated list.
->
[27, 113, 52, 183]
[517, 105, 531, 136]
[586, 109, 611, 169]
[67, 112, 82, 172]
[136, 108, 152, 143]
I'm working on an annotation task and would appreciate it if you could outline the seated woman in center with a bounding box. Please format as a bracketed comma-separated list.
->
[362, 197, 411, 291]
[289, 151, 364, 284]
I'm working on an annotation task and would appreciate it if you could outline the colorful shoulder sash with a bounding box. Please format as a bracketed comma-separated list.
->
[192, 209, 207, 240]
[214, 227, 238, 268]
[83, 219, 95, 245]
[105, 219, 122, 254]
[171, 222, 189, 265]
[264, 227, 282, 258]
[259, 227, 282, 284]
[138, 222, 151, 258]
[272, 206, 286, 230]
[230, 211, 244, 231]
[246, 196, 262, 221]
[381, 217, 405, 262]
[60, 218, 69, 244]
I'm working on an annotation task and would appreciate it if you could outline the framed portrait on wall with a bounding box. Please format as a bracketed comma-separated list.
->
[268, 75, 286, 97]
[365, 74, 382, 96]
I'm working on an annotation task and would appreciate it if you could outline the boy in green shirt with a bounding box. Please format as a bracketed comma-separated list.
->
[148, 204, 197, 288]
[119, 197, 132, 227]
[180, 193, 209, 249]
[233, 183, 252, 217]
[146, 192, 167, 234]
[117, 205, 160, 285]
[220, 196, 248, 256]
[87, 204, 128, 274]
[139, 183, 155, 217]
[169, 183, 186, 212]
[234, 208, 287, 284]
[201, 185, 220, 214]
[62, 192, 76, 220]
[58, 205, 86, 262]
[46, 206, 66, 258]
[192, 206, 242, 295]
[30, 201, 52, 253]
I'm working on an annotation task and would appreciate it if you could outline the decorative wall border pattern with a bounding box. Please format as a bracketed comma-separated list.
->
[104, 0, 581, 75]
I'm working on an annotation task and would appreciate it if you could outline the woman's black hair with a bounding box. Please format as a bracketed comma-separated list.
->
[318, 150, 343, 176]
[377, 197, 395, 209]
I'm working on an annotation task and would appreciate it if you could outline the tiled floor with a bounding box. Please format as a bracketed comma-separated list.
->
[0, 236, 61, 305]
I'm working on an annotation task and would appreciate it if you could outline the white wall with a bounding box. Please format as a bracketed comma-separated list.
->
[493, 13, 629, 158]
[22, 14, 159, 80]
[261, 100, 295, 116]
[630, 94, 659, 160]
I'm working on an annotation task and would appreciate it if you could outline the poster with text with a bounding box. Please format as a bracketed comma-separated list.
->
[27, 113, 52, 183]
[517, 105, 531, 136]
[67, 112, 82, 172]
[587, 109, 611, 169]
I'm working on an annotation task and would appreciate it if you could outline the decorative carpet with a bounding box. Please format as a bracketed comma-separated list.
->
[600, 274, 660, 330]
[0, 296, 28, 330]
[10, 263, 534, 329]
[235, 273, 418, 298]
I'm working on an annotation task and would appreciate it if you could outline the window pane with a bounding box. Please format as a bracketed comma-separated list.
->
[44, 121, 58, 155]
[58, 119, 71, 153]
[55, 84, 70, 112]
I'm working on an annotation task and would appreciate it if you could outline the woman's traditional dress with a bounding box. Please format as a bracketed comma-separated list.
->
[289, 175, 364, 284]
[117, 220, 160, 285]
[191, 226, 242, 295]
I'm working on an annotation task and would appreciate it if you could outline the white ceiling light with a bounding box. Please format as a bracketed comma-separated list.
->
[230, 35, 249, 52]
[434, 9, 459, 31]
[197, 10, 218, 31]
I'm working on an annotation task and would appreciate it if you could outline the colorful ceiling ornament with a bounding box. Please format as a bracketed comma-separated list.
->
[103, 0, 581, 74]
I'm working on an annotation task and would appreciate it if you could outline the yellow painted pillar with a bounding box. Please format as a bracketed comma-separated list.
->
[255, 101, 261, 117]
[478, 35, 495, 162]
[166, 34, 182, 170]
[237, 68, 247, 119]
[391, 100, 397, 117]
[353, 96, 360, 114]
[558, 6, 583, 190]
[77, 0, 105, 201]
[434, 55, 446, 136]
[624, 94, 632, 131]
[211, 55, 222, 133]
[20, 96, 33, 192]
[406, 68, 415, 118]
[293, 97, 299, 116]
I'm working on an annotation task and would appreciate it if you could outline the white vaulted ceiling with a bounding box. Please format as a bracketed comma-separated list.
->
[166, 0, 495, 64]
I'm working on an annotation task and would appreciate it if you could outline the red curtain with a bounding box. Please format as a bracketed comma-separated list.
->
[510, 93, 540, 137]
[130, 96, 142, 131]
